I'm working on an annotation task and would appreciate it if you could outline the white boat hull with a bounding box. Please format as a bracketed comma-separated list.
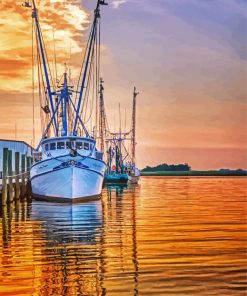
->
[129, 175, 140, 184]
[30, 156, 106, 202]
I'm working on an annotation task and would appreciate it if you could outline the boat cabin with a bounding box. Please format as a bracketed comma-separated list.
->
[41, 136, 96, 159]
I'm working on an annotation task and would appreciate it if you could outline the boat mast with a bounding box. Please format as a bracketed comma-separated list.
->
[99, 78, 107, 152]
[61, 71, 69, 136]
[131, 87, 139, 167]
[118, 103, 123, 173]
[73, 0, 108, 136]
[30, 0, 58, 136]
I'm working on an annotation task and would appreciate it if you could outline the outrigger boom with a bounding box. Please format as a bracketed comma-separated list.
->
[25, 0, 108, 147]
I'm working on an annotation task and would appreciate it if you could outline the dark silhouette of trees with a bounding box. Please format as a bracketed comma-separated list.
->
[142, 163, 191, 172]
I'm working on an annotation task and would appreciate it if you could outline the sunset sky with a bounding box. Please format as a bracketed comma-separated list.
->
[0, 0, 246, 169]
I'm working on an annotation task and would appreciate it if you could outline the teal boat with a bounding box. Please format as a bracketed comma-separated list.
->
[104, 138, 130, 184]
[105, 173, 130, 184]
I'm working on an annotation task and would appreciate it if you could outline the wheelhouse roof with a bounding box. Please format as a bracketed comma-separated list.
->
[41, 136, 95, 145]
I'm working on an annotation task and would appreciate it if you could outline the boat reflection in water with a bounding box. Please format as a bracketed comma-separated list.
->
[0, 183, 140, 295]
[30, 200, 104, 295]
[106, 184, 128, 199]
[30, 200, 102, 246]
[0, 199, 105, 295]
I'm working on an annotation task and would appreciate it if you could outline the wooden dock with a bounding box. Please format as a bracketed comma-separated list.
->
[0, 141, 33, 206]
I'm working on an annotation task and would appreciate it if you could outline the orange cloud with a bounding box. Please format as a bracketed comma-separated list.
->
[0, 0, 89, 91]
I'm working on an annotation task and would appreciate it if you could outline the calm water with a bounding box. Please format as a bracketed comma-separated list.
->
[0, 177, 246, 296]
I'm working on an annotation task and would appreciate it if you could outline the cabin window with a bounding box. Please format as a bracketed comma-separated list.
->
[57, 142, 65, 149]
[90, 144, 94, 150]
[76, 142, 83, 150]
[50, 143, 56, 150]
[45, 144, 49, 151]
[84, 142, 89, 150]
[66, 141, 72, 149]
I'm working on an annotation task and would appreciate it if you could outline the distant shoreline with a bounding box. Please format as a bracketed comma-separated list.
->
[141, 171, 247, 177]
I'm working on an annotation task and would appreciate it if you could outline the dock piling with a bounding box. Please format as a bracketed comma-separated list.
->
[2, 148, 8, 206]
[15, 152, 20, 200]
[26, 156, 32, 175]
[21, 154, 26, 198]
[1, 143, 33, 206]
[7, 149, 14, 203]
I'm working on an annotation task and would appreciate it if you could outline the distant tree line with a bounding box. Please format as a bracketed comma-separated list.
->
[142, 163, 191, 172]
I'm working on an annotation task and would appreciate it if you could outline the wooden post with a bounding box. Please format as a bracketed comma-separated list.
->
[15, 152, 20, 200]
[26, 156, 32, 177]
[30, 156, 34, 166]
[26, 156, 32, 201]
[7, 149, 14, 203]
[2, 148, 8, 206]
[21, 154, 26, 197]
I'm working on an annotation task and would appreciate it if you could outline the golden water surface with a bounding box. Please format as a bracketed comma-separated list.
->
[0, 177, 246, 296]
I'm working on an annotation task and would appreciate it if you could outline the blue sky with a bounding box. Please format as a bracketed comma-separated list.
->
[79, 0, 247, 169]
[0, 0, 245, 169]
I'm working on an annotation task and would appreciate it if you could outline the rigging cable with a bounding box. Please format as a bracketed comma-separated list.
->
[81, 43, 94, 121]
[36, 26, 55, 137]
[95, 17, 99, 140]
[52, 28, 58, 90]
[38, 21, 57, 135]
[82, 24, 98, 125]
[72, 20, 95, 128]
[36, 26, 45, 135]
[32, 17, 35, 146]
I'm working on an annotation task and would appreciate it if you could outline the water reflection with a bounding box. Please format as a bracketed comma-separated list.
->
[0, 177, 246, 295]
[31, 201, 102, 246]
[106, 184, 127, 200]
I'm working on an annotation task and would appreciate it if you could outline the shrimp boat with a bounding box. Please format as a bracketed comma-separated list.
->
[103, 87, 140, 185]
[25, 0, 108, 202]
[100, 83, 140, 185]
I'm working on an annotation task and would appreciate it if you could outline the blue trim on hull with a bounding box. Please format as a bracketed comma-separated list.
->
[31, 164, 104, 182]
